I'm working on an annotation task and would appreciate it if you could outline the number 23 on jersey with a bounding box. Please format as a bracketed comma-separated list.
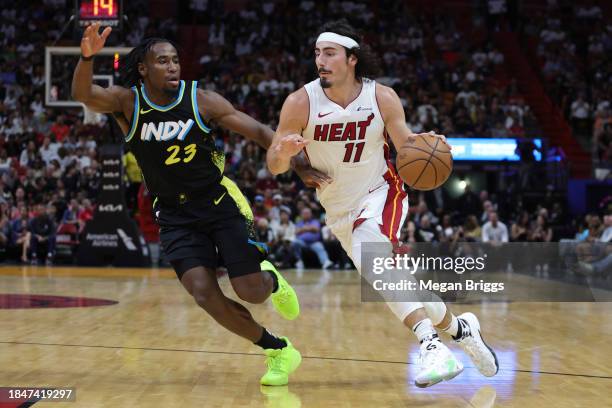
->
[165, 144, 197, 165]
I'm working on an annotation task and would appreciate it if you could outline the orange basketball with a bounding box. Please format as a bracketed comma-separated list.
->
[395, 134, 453, 191]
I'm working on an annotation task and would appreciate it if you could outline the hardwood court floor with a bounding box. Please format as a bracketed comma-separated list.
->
[1, 266, 611, 407]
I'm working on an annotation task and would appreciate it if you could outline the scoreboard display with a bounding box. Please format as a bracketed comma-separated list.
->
[76, 0, 123, 29]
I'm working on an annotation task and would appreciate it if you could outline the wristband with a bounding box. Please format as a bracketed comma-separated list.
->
[81, 55, 94, 61]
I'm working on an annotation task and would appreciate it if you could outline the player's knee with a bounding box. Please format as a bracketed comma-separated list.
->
[231, 273, 270, 304]
[191, 283, 218, 309]
[193, 294, 209, 309]
[424, 302, 448, 326]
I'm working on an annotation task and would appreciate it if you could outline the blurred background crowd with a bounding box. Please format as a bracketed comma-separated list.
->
[0, 0, 609, 268]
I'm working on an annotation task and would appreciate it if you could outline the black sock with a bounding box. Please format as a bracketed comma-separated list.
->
[264, 268, 279, 293]
[255, 328, 287, 350]
[254, 244, 278, 292]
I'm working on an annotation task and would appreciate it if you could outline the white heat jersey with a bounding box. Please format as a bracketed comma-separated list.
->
[303, 78, 398, 216]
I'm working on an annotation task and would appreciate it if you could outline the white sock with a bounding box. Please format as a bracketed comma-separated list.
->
[412, 318, 437, 343]
[442, 314, 460, 338]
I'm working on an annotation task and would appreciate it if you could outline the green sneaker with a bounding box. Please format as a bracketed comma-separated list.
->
[261, 260, 300, 320]
[260, 337, 302, 386]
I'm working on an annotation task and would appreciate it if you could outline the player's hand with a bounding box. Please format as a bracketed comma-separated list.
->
[275, 133, 309, 158]
[294, 166, 332, 189]
[415, 131, 452, 150]
[291, 151, 332, 189]
[81, 23, 112, 58]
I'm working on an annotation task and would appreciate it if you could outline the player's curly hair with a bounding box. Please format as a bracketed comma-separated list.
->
[119, 37, 179, 87]
[317, 19, 381, 80]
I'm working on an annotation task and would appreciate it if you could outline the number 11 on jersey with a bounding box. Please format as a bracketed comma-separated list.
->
[343, 142, 365, 163]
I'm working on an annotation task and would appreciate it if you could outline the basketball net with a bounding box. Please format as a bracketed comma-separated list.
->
[83, 104, 103, 125]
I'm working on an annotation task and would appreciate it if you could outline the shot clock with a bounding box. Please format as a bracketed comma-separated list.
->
[76, 0, 123, 29]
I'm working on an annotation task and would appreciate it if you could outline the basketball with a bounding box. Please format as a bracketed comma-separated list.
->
[395, 134, 453, 191]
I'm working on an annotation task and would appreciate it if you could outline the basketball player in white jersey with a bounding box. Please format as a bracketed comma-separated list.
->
[267, 20, 499, 387]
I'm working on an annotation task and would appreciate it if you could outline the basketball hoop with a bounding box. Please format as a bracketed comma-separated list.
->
[83, 104, 102, 125]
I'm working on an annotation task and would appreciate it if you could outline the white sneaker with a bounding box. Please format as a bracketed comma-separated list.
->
[322, 260, 333, 269]
[453, 313, 499, 377]
[415, 337, 464, 388]
[295, 260, 304, 270]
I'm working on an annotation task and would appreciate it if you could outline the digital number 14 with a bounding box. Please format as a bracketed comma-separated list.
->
[94, 0, 114, 16]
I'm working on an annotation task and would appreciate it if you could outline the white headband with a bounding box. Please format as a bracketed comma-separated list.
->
[316, 32, 359, 49]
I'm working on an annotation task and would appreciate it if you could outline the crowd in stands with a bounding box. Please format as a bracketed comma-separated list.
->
[0, 0, 608, 267]
[191, 0, 541, 142]
[519, 1, 611, 165]
[250, 181, 611, 271]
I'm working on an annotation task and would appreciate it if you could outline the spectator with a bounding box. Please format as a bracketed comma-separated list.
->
[529, 214, 553, 242]
[0, 211, 10, 254]
[0, 149, 11, 174]
[270, 206, 297, 269]
[511, 211, 530, 241]
[50, 115, 69, 142]
[437, 214, 455, 242]
[482, 212, 509, 243]
[570, 95, 591, 137]
[480, 200, 494, 224]
[268, 193, 283, 222]
[10, 207, 30, 263]
[78, 199, 94, 232]
[414, 201, 438, 227]
[252, 195, 268, 220]
[585, 215, 603, 242]
[416, 215, 437, 242]
[322, 224, 352, 269]
[19, 141, 37, 168]
[401, 220, 418, 244]
[271, 206, 296, 243]
[292, 207, 332, 269]
[254, 217, 276, 248]
[463, 215, 482, 242]
[578, 214, 611, 275]
[62, 199, 79, 225]
[29, 204, 56, 265]
[39, 135, 60, 165]
[602, 214, 612, 243]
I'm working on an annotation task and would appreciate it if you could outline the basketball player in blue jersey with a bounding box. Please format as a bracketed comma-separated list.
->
[71, 23, 320, 386]
[268, 20, 499, 387]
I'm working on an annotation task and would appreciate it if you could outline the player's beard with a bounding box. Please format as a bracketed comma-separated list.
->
[318, 68, 332, 88]
[163, 87, 180, 97]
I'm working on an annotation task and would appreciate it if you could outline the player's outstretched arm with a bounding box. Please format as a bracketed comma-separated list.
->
[71, 23, 126, 113]
[376, 84, 448, 150]
[198, 89, 274, 149]
[267, 89, 310, 175]
[199, 88, 331, 187]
